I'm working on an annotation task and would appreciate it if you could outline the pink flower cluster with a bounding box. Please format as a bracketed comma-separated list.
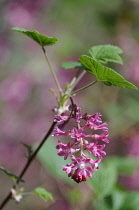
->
[53, 105, 109, 183]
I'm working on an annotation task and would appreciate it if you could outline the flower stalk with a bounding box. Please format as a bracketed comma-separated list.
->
[42, 47, 62, 96]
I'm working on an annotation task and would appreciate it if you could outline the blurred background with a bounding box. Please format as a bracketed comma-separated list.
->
[0, 0, 139, 209]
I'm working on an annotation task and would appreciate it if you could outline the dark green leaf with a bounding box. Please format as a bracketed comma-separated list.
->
[104, 188, 139, 210]
[12, 27, 58, 47]
[89, 45, 123, 64]
[79, 55, 138, 90]
[61, 61, 82, 69]
[0, 166, 24, 182]
[21, 143, 32, 151]
[120, 192, 139, 210]
[103, 81, 112, 86]
[34, 187, 54, 202]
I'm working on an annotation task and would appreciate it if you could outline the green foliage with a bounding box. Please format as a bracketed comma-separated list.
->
[91, 157, 139, 209]
[0, 166, 24, 182]
[102, 189, 126, 210]
[61, 61, 82, 69]
[10, 26, 139, 210]
[79, 55, 138, 90]
[34, 187, 54, 202]
[12, 27, 58, 47]
[119, 192, 139, 210]
[110, 189, 126, 210]
[89, 45, 123, 64]
[88, 162, 117, 198]
[106, 156, 139, 175]
[37, 138, 73, 184]
[103, 190, 139, 210]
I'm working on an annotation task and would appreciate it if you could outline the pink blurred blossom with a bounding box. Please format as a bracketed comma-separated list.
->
[0, 38, 8, 60]
[0, 73, 34, 108]
[126, 60, 139, 84]
[0, 142, 26, 170]
[119, 36, 139, 84]
[4, 5, 34, 28]
[26, 113, 51, 142]
[127, 134, 139, 157]
[121, 133, 139, 190]
[3, 0, 47, 27]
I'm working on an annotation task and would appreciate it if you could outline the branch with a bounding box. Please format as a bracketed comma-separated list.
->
[0, 121, 57, 209]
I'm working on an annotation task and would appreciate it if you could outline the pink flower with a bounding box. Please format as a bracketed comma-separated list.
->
[53, 105, 109, 183]
[62, 155, 98, 183]
[52, 127, 67, 136]
[86, 141, 106, 158]
[83, 113, 102, 125]
[84, 121, 108, 132]
[56, 141, 77, 160]
[94, 132, 109, 143]
[70, 128, 85, 141]
[93, 123, 108, 132]
[54, 115, 68, 123]
[73, 106, 82, 123]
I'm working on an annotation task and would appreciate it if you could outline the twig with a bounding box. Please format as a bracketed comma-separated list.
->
[0, 121, 57, 209]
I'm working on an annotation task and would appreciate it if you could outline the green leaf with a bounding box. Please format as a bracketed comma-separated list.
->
[118, 157, 139, 174]
[34, 187, 54, 202]
[119, 192, 139, 210]
[79, 55, 138, 90]
[0, 166, 24, 182]
[89, 45, 123, 64]
[111, 189, 126, 210]
[12, 27, 58, 47]
[104, 188, 139, 210]
[37, 138, 74, 184]
[106, 156, 139, 175]
[61, 61, 82, 69]
[88, 162, 117, 198]
[93, 197, 112, 210]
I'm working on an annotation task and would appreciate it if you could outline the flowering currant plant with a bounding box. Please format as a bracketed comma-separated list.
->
[53, 105, 109, 183]
[0, 27, 138, 209]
